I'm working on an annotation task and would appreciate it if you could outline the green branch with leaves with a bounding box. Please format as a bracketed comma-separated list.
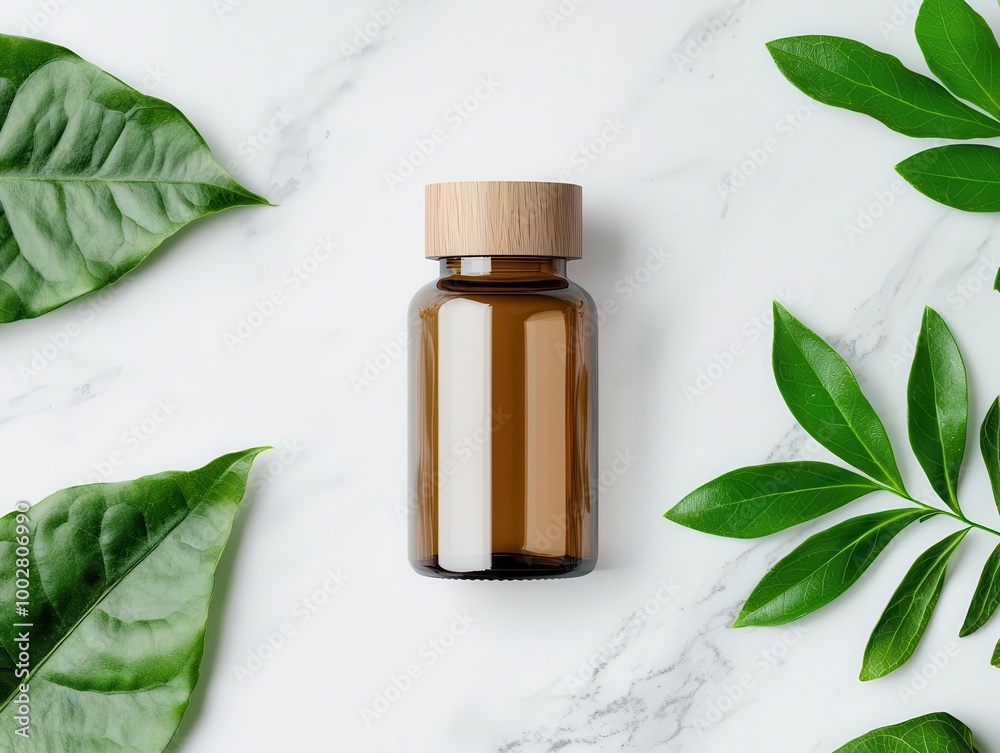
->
[768, 0, 1000, 285]
[665, 303, 1000, 679]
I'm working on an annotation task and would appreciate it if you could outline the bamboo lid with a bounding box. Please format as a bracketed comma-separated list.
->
[425, 181, 583, 259]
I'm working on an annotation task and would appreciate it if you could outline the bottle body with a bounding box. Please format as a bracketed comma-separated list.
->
[408, 257, 597, 579]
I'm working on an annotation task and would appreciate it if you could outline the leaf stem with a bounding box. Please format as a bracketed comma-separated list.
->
[875, 484, 1000, 538]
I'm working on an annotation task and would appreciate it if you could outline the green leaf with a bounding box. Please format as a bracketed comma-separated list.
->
[981, 397, 1000, 512]
[897, 144, 1000, 211]
[666, 462, 882, 539]
[993, 639, 1000, 668]
[861, 528, 969, 681]
[0, 448, 268, 752]
[772, 302, 907, 493]
[916, 0, 1000, 120]
[734, 509, 926, 628]
[907, 307, 968, 514]
[960, 543, 1000, 636]
[833, 712, 980, 753]
[766, 35, 1000, 139]
[0, 34, 268, 323]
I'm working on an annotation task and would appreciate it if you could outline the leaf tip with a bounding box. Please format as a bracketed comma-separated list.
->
[894, 152, 921, 178]
[921, 305, 945, 327]
[765, 36, 798, 55]
[858, 657, 883, 682]
[225, 446, 272, 468]
[731, 608, 754, 628]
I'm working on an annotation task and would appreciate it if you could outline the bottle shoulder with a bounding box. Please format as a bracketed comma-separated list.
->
[409, 276, 594, 309]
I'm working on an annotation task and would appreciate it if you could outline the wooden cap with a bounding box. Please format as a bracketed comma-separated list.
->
[425, 181, 583, 259]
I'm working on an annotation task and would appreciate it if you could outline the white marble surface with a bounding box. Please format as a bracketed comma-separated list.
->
[2, 0, 1000, 750]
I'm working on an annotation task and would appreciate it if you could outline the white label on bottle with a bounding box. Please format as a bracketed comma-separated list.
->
[437, 298, 493, 572]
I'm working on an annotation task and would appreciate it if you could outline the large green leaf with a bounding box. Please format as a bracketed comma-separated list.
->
[772, 303, 907, 493]
[993, 639, 1000, 668]
[907, 307, 968, 514]
[861, 528, 969, 681]
[665, 462, 881, 539]
[734, 509, 926, 628]
[766, 36, 1000, 139]
[0, 448, 267, 751]
[897, 144, 1000, 211]
[0, 34, 268, 323]
[960, 543, 1000, 637]
[916, 0, 1000, 120]
[833, 712, 980, 753]
[981, 397, 1000, 512]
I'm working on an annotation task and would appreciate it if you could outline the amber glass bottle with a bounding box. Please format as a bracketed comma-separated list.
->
[408, 181, 597, 579]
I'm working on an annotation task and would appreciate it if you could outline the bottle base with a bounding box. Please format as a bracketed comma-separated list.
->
[410, 552, 596, 580]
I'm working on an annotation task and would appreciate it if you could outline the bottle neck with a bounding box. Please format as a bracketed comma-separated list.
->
[438, 256, 568, 280]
